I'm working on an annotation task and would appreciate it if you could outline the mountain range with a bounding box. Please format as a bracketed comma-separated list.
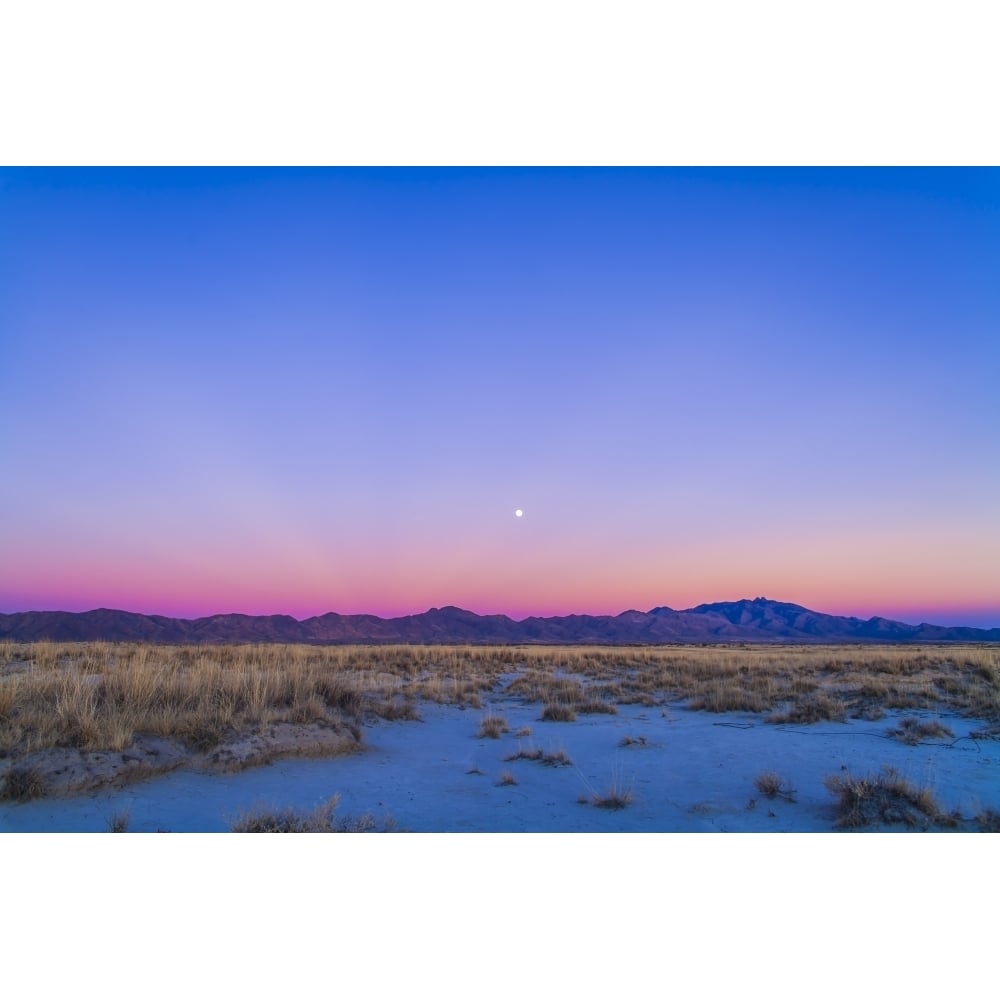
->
[1, 598, 997, 644]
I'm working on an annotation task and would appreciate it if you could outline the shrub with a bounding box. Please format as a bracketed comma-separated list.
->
[753, 770, 796, 802]
[824, 767, 955, 830]
[106, 809, 131, 833]
[540, 704, 576, 722]
[887, 717, 955, 746]
[768, 693, 846, 724]
[976, 809, 1000, 832]
[619, 735, 648, 748]
[476, 712, 509, 739]
[1, 764, 47, 802]
[230, 795, 397, 832]
[591, 783, 633, 810]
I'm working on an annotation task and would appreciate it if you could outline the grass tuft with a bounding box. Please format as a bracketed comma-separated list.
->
[591, 785, 633, 810]
[619, 734, 648, 748]
[540, 703, 576, 722]
[497, 770, 518, 786]
[753, 770, 797, 802]
[230, 794, 397, 832]
[106, 809, 131, 833]
[887, 716, 955, 745]
[975, 808, 1000, 832]
[768, 693, 847, 724]
[1, 764, 47, 802]
[824, 766, 955, 830]
[476, 712, 509, 739]
[587, 766, 634, 810]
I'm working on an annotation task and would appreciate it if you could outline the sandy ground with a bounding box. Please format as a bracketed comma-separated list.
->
[1, 697, 995, 832]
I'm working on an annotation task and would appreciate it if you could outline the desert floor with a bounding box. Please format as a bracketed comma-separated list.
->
[2, 693, 995, 832]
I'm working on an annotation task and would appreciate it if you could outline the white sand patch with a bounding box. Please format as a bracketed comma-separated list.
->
[1, 700, 995, 832]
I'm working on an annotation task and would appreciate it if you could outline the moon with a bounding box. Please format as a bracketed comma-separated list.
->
[514, 509, 523, 518]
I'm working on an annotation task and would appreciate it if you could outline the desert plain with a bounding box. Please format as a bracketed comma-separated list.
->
[1, 640, 997, 832]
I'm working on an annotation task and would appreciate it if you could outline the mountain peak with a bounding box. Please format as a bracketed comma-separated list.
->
[1, 601, 996, 644]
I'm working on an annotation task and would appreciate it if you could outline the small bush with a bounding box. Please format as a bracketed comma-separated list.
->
[1, 764, 47, 802]
[976, 809, 1000, 832]
[476, 712, 509, 739]
[768, 694, 846, 724]
[230, 795, 397, 832]
[753, 770, 796, 802]
[591, 784, 633, 810]
[540, 704, 576, 722]
[824, 767, 955, 830]
[887, 717, 955, 746]
[619, 735, 648, 748]
[575, 699, 617, 715]
[106, 809, 131, 833]
[586, 766, 634, 810]
[497, 770, 518, 786]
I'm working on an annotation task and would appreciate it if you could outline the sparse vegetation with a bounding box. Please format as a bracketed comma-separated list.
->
[106, 809, 131, 833]
[540, 703, 577, 722]
[583, 764, 634, 810]
[1, 763, 47, 801]
[504, 744, 572, 766]
[975, 809, 1000, 832]
[575, 698, 617, 715]
[591, 782, 633, 810]
[887, 716, 955, 745]
[2, 640, 999, 803]
[768, 693, 847, 724]
[619, 734, 648, 748]
[476, 711, 509, 739]
[824, 766, 957, 830]
[497, 770, 518, 786]
[753, 770, 796, 802]
[230, 794, 397, 832]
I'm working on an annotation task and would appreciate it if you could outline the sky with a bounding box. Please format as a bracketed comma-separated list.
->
[1, 167, 998, 627]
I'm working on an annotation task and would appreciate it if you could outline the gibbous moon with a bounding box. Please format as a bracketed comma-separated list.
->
[514, 509, 523, 518]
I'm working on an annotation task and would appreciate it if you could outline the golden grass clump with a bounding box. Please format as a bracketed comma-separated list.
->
[887, 716, 955, 745]
[824, 767, 957, 830]
[540, 703, 577, 722]
[230, 794, 397, 832]
[753, 770, 797, 802]
[476, 711, 509, 739]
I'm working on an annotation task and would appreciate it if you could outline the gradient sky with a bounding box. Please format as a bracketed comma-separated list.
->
[1, 168, 997, 627]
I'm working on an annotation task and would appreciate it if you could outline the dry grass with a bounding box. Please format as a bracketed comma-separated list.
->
[476, 711, 509, 739]
[1, 641, 997, 771]
[591, 781, 634, 810]
[230, 794, 396, 832]
[504, 744, 572, 767]
[106, 809, 131, 833]
[1, 763, 47, 801]
[497, 770, 518, 786]
[824, 766, 958, 830]
[767, 693, 847, 724]
[540, 703, 577, 722]
[753, 770, 796, 802]
[887, 717, 955, 745]
[619, 734, 649, 748]
[976, 809, 1000, 832]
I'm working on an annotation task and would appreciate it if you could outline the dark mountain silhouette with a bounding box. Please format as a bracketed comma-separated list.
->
[1, 597, 997, 644]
